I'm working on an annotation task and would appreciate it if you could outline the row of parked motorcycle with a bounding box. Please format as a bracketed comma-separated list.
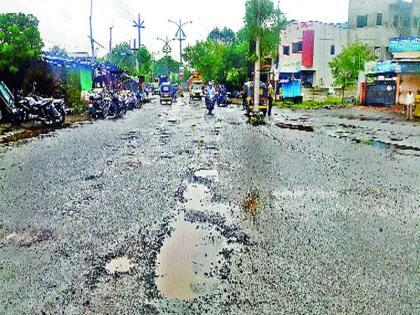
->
[86, 90, 147, 120]
[0, 81, 67, 127]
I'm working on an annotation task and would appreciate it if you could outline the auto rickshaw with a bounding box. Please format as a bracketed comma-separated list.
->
[245, 82, 269, 116]
[159, 82, 173, 105]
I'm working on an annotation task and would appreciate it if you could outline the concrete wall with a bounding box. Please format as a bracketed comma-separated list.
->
[278, 22, 348, 88]
[348, 0, 415, 59]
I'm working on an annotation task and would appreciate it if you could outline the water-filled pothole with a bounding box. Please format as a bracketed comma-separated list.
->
[155, 215, 225, 301]
[276, 122, 314, 132]
[194, 169, 219, 181]
[105, 256, 134, 274]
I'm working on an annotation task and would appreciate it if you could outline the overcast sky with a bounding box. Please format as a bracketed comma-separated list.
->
[0, 0, 349, 59]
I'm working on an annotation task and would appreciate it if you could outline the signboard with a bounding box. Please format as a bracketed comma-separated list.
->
[179, 67, 184, 77]
[399, 62, 420, 74]
[389, 37, 420, 53]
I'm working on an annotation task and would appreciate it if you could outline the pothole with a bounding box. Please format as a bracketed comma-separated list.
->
[105, 256, 135, 274]
[155, 215, 225, 301]
[276, 122, 314, 132]
[242, 191, 259, 223]
[194, 169, 219, 181]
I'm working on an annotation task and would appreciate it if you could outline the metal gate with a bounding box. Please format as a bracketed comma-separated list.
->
[365, 82, 396, 106]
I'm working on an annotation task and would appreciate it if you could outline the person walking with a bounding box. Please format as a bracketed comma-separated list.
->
[242, 82, 248, 110]
[267, 82, 275, 116]
[405, 90, 415, 120]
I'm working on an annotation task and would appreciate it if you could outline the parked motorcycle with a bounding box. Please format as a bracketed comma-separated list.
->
[217, 87, 229, 107]
[87, 94, 110, 119]
[109, 94, 127, 118]
[127, 93, 138, 111]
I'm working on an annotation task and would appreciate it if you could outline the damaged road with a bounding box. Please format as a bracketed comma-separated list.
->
[0, 98, 419, 314]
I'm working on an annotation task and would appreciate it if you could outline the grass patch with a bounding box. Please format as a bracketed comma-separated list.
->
[248, 113, 266, 126]
[274, 97, 356, 109]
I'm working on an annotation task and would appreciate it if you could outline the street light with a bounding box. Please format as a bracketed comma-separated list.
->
[168, 19, 192, 64]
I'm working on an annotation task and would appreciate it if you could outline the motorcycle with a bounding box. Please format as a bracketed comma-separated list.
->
[87, 94, 110, 119]
[16, 96, 66, 126]
[109, 94, 127, 118]
[205, 94, 216, 115]
[127, 93, 138, 111]
[217, 88, 229, 107]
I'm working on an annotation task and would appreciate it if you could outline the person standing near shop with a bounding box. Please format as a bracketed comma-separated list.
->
[267, 82, 275, 116]
[405, 90, 415, 120]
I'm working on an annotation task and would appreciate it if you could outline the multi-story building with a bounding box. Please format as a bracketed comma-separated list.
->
[277, 21, 348, 88]
[348, 0, 420, 59]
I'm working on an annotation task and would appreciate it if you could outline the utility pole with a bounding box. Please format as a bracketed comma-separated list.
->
[109, 26, 114, 54]
[133, 13, 145, 71]
[157, 36, 173, 56]
[89, 0, 95, 58]
[157, 36, 174, 76]
[168, 19, 192, 64]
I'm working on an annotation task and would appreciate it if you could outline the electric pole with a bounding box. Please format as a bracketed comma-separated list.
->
[168, 19, 192, 64]
[89, 0, 95, 58]
[133, 13, 145, 71]
[157, 36, 173, 56]
[109, 26, 114, 54]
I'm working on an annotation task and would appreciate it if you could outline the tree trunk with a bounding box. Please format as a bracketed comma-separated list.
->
[342, 86, 345, 105]
[253, 34, 261, 113]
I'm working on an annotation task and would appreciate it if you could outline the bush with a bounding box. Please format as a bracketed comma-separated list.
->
[248, 113, 266, 126]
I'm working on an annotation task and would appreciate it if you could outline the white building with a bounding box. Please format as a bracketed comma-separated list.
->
[277, 21, 348, 88]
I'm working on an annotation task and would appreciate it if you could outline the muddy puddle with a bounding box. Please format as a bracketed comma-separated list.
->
[351, 139, 420, 153]
[276, 122, 314, 132]
[155, 214, 225, 301]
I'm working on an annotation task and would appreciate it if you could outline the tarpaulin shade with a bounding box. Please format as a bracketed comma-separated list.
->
[79, 66, 93, 92]
[302, 30, 314, 68]
[282, 80, 301, 98]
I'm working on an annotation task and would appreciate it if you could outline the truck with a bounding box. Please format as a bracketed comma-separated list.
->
[188, 72, 203, 102]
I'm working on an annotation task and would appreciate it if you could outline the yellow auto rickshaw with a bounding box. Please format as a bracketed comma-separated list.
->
[245, 82, 269, 116]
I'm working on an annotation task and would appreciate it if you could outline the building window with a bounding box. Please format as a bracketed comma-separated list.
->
[393, 15, 399, 27]
[283, 46, 290, 56]
[292, 41, 302, 53]
[357, 15, 368, 28]
[376, 13, 383, 26]
[330, 45, 336, 55]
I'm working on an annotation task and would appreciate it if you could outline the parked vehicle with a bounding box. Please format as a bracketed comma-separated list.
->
[217, 86, 229, 107]
[87, 94, 110, 119]
[244, 82, 269, 116]
[109, 94, 127, 117]
[160, 82, 173, 105]
[0, 81, 66, 126]
[127, 93, 138, 111]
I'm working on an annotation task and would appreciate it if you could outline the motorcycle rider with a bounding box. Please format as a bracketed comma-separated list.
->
[205, 82, 216, 114]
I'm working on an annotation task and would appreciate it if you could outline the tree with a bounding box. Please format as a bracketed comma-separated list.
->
[0, 13, 44, 74]
[329, 43, 374, 103]
[244, 0, 284, 113]
[137, 46, 153, 80]
[46, 45, 69, 58]
[106, 43, 136, 75]
[153, 56, 180, 77]
[208, 27, 236, 45]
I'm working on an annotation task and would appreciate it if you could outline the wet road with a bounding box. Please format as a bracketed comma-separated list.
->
[0, 97, 419, 314]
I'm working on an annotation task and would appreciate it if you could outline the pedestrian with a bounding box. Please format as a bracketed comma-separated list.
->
[405, 90, 415, 120]
[242, 82, 248, 110]
[267, 81, 275, 116]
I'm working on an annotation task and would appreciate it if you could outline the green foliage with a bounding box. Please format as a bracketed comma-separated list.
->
[248, 112, 266, 125]
[184, 35, 249, 89]
[207, 27, 236, 45]
[46, 45, 68, 58]
[243, 0, 285, 58]
[153, 56, 180, 77]
[0, 13, 44, 74]
[65, 70, 85, 114]
[329, 43, 374, 89]
[137, 46, 153, 80]
[106, 42, 136, 75]
[274, 96, 354, 109]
